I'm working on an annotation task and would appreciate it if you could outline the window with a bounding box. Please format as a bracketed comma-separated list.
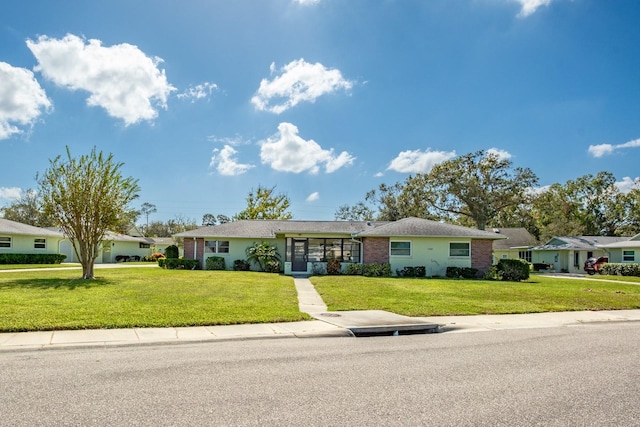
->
[390, 241, 411, 256]
[34, 238, 46, 249]
[574, 252, 580, 267]
[217, 241, 229, 253]
[519, 250, 532, 263]
[623, 250, 635, 262]
[205, 240, 229, 253]
[450, 242, 470, 257]
[139, 242, 150, 249]
[0, 236, 11, 248]
[286, 237, 360, 263]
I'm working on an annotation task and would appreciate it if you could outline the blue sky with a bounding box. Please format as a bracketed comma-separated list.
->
[1, 0, 639, 224]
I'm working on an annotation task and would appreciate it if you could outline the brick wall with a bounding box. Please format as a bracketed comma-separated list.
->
[183, 238, 204, 268]
[471, 239, 493, 276]
[362, 237, 390, 264]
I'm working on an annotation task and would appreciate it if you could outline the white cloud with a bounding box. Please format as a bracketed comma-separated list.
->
[0, 62, 51, 140]
[209, 145, 255, 176]
[374, 172, 384, 178]
[260, 122, 355, 174]
[588, 138, 640, 158]
[0, 186, 23, 201]
[293, 0, 321, 4]
[386, 149, 456, 174]
[513, 0, 552, 18]
[177, 82, 218, 102]
[615, 177, 639, 194]
[306, 192, 320, 202]
[251, 59, 353, 114]
[26, 34, 176, 126]
[486, 147, 512, 160]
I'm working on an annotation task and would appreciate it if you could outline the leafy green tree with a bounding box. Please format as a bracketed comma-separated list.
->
[202, 213, 217, 226]
[217, 214, 231, 224]
[140, 202, 157, 234]
[233, 185, 292, 220]
[417, 151, 538, 230]
[334, 201, 375, 221]
[0, 188, 55, 227]
[245, 241, 281, 272]
[37, 147, 140, 279]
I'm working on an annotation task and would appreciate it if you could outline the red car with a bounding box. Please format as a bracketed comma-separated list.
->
[584, 256, 608, 275]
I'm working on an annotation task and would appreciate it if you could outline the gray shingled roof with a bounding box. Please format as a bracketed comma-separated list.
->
[0, 218, 64, 237]
[176, 217, 505, 240]
[357, 217, 505, 239]
[533, 236, 627, 251]
[491, 228, 538, 250]
[174, 220, 386, 238]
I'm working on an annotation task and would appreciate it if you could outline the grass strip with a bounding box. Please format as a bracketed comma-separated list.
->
[0, 268, 310, 332]
[311, 275, 640, 316]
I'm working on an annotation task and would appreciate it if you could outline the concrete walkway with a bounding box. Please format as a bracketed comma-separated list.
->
[1, 275, 639, 351]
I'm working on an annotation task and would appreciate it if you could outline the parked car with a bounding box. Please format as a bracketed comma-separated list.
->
[584, 256, 608, 275]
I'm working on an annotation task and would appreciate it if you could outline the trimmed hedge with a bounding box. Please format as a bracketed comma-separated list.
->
[205, 256, 226, 271]
[233, 259, 251, 271]
[165, 245, 179, 259]
[397, 266, 427, 278]
[485, 259, 530, 282]
[0, 253, 66, 265]
[445, 266, 478, 279]
[600, 263, 640, 277]
[342, 262, 392, 277]
[158, 258, 200, 270]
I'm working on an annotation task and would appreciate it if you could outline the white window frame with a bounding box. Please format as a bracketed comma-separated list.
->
[0, 236, 11, 249]
[390, 241, 411, 257]
[623, 250, 635, 262]
[34, 238, 46, 250]
[519, 250, 532, 263]
[449, 242, 470, 258]
[204, 240, 230, 253]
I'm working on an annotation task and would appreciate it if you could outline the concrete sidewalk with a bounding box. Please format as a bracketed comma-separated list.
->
[1, 276, 639, 351]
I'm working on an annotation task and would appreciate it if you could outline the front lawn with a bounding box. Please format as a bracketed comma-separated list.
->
[311, 275, 640, 316]
[0, 263, 82, 270]
[0, 268, 310, 332]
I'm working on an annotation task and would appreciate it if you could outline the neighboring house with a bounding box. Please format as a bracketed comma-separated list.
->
[491, 228, 538, 264]
[531, 236, 628, 273]
[174, 217, 505, 277]
[0, 218, 65, 257]
[596, 233, 640, 264]
[58, 231, 152, 264]
[145, 237, 183, 257]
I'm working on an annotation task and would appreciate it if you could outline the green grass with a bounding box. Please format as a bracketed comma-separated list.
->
[0, 268, 310, 332]
[0, 263, 82, 270]
[311, 275, 640, 316]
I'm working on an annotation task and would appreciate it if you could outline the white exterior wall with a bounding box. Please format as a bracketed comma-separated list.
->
[0, 235, 64, 255]
[202, 238, 285, 271]
[389, 237, 472, 277]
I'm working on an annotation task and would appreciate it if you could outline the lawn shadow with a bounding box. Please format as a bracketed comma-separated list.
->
[0, 277, 113, 290]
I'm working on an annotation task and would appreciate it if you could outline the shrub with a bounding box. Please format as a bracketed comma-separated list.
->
[159, 258, 200, 270]
[311, 262, 326, 275]
[264, 259, 281, 273]
[396, 266, 427, 278]
[362, 262, 392, 277]
[233, 259, 251, 271]
[0, 253, 66, 264]
[165, 245, 179, 259]
[144, 252, 165, 262]
[326, 258, 342, 275]
[344, 263, 363, 275]
[600, 263, 640, 277]
[205, 256, 226, 270]
[496, 259, 530, 281]
[245, 242, 281, 273]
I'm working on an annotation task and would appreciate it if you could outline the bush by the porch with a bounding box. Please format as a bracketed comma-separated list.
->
[600, 263, 640, 277]
[206, 256, 226, 270]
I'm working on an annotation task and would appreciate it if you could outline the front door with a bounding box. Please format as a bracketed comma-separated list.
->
[292, 239, 308, 272]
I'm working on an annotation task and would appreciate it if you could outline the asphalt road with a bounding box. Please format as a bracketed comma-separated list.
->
[1, 323, 639, 426]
